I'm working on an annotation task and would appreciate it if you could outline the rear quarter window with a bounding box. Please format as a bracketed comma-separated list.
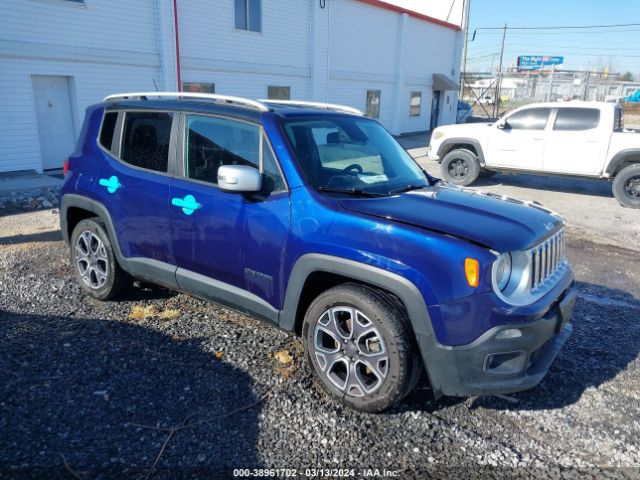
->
[99, 112, 118, 151]
[553, 108, 600, 131]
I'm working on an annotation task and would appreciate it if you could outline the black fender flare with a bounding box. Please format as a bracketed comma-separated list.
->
[605, 149, 640, 176]
[279, 253, 450, 397]
[436, 137, 486, 166]
[60, 194, 178, 289]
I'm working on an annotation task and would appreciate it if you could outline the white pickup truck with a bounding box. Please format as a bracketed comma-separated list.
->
[428, 101, 640, 208]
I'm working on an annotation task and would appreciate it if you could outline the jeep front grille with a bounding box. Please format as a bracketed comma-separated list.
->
[530, 230, 566, 291]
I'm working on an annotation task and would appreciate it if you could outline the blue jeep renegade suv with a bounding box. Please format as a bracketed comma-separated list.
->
[60, 92, 577, 412]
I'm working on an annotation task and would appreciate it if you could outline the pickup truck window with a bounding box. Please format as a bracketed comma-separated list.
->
[553, 108, 600, 131]
[505, 108, 551, 130]
[614, 107, 624, 131]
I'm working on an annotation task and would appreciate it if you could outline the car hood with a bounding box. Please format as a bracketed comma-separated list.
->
[339, 184, 563, 252]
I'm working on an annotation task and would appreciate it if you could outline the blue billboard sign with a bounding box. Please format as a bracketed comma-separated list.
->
[517, 55, 564, 71]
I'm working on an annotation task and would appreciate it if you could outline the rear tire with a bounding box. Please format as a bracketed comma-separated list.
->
[612, 164, 640, 209]
[302, 283, 419, 413]
[440, 149, 481, 186]
[70, 218, 129, 300]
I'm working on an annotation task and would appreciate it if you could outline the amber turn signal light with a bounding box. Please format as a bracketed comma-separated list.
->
[465, 258, 480, 288]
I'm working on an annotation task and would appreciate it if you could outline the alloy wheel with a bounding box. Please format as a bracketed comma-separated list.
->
[313, 306, 389, 397]
[75, 230, 109, 289]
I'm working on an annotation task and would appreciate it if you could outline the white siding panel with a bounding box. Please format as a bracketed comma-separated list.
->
[179, 0, 310, 72]
[0, 0, 159, 55]
[404, 17, 457, 79]
[329, 1, 398, 76]
[0, 58, 160, 173]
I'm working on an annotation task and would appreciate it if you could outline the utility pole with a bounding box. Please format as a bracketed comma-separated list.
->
[494, 23, 507, 118]
[546, 65, 556, 102]
[460, 0, 472, 98]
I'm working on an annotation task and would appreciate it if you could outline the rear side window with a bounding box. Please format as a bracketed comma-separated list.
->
[554, 108, 600, 131]
[99, 112, 118, 151]
[505, 108, 551, 130]
[120, 112, 173, 173]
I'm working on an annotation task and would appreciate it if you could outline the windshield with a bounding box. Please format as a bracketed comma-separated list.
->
[282, 116, 430, 196]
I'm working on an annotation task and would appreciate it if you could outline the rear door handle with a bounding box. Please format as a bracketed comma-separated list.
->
[98, 175, 122, 194]
[171, 195, 202, 216]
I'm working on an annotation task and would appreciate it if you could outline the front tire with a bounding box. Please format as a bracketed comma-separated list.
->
[302, 283, 419, 412]
[440, 149, 481, 186]
[613, 164, 640, 209]
[70, 218, 129, 300]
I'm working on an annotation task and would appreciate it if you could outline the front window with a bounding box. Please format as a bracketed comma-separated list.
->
[184, 115, 285, 192]
[282, 116, 429, 196]
[504, 108, 551, 130]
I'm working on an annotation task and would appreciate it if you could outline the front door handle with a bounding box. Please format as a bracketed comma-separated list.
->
[98, 175, 122, 194]
[171, 195, 202, 215]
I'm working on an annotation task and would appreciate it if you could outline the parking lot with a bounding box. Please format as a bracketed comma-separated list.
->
[1, 169, 639, 478]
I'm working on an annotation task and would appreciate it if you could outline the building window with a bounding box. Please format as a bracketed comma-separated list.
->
[183, 82, 215, 94]
[410, 92, 421, 117]
[366, 90, 381, 118]
[235, 0, 261, 32]
[267, 86, 291, 100]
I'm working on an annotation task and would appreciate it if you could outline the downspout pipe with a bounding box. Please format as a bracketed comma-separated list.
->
[173, 0, 182, 91]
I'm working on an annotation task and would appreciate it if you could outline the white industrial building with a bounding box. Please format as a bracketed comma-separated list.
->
[0, 0, 464, 174]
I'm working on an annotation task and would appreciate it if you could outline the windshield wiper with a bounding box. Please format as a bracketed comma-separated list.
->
[318, 187, 386, 197]
[388, 184, 428, 195]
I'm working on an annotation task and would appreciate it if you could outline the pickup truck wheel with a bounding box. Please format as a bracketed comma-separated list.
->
[612, 164, 640, 209]
[440, 149, 481, 186]
[70, 218, 129, 300]
[302, 283, 418, 413]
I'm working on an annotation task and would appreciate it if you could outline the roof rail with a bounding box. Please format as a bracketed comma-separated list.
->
[102, 92, 269, 111]
[259, 99, 364, 116]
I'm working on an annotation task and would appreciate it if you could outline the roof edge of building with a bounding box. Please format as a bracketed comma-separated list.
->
[357, 0, 461, 31]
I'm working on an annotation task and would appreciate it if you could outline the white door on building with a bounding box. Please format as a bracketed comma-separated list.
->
[31, 75, 76, 171]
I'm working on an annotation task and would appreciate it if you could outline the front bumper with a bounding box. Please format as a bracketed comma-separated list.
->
[426, 146, 439, 161]
[425, 286, 577, 397]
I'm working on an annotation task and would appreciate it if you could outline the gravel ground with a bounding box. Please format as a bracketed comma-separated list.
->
[1, 221, 640, 478]
[0, 187, 60, 214]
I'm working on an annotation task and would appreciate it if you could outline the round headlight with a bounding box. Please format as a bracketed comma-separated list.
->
[494, 253, 512, 291]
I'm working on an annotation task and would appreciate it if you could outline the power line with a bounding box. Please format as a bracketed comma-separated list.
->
[474, 23, 640, 30]
[475, 28, 640, 36]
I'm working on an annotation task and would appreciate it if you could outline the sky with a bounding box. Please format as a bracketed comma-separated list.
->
[464, 0, 640, 76]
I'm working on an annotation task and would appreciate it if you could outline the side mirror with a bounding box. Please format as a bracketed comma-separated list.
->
[497, 121, 510, 130]
[218, 165, 261, 193]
